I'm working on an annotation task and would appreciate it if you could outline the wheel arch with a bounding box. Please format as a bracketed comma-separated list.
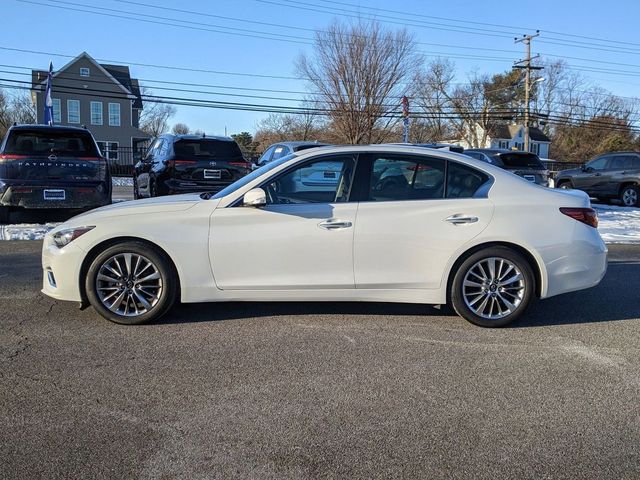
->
[445, 241, 544, 302]
[619, 181, 639, 193]
[78, 236, 181, 306]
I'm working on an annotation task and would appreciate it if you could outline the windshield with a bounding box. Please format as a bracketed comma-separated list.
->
[496, 153, 545, 170]
[4, 129, 100, 157]
[174, 139, 243, 160]
[208, 153, 297, 199]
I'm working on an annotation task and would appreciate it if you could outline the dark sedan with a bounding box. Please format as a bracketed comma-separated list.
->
[464, 149, 550, 187]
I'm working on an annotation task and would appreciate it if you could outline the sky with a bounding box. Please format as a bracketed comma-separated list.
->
[4, 0, 640, 136]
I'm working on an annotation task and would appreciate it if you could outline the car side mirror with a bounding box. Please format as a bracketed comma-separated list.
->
[243, 188, 266, 208]
[582, 164, 593, 172]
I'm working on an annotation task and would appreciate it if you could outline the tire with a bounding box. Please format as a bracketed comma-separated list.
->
[556, 181, 572, 190]
[85, 241, 178, 325]
[450, 246, 535, 327]
[0, 207, 9, 224]
[133, 177, 139, 200]
[620, 185, 639, 207]
[149, 179, 157, 198]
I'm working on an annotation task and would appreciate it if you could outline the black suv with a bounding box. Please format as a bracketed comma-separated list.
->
[555, 152, 640, 206]
[464, 149, 550, 187]
[134, 134, 250, 198]
[0, 125, 111, 223]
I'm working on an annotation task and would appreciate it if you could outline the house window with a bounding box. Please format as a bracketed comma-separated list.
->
[108, 103, 121, 126]
[530, 143, 540, 155]
[90, 101, 103, 125]
[80, 67, 90, 77]
[498, 140, 509, 149]
[67, 99, 80, 123]
[52, 98, 61, 123]
[514, 142, 523, 151]
[98, 141, 119, 161]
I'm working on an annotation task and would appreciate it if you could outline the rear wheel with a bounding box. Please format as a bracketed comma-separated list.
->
[0, 207, 9, 224]
[450, 247, 535, 327]
[133, 177, 139, 200]
[557, 181, 572, 190]
[620, 185, 639, 207]
[85, 241, 178, 325]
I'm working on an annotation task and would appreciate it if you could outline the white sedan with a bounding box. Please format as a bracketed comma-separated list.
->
[42, 145, 607, 327]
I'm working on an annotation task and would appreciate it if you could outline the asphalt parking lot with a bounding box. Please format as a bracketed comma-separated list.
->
[1, 242, 639, 479]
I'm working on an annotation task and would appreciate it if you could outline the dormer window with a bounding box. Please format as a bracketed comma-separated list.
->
[80, 67, 90, 77]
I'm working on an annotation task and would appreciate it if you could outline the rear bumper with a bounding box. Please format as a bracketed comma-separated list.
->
[0, 182, 111, 209]
[543, 226, 608, 298]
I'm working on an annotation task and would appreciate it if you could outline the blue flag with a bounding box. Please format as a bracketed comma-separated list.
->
[43, 62, 54, 125]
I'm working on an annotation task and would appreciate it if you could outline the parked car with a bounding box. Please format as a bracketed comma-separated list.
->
[42, 145, 606, 328]
[254, 141, 329, 168]
[0, 124, 111, 223]
[133, 134, 251, 198]
[464, 149, 550, 187]
[554, 152, 640, 206]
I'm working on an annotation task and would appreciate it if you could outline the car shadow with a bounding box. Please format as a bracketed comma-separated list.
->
[155, 261, 639, 328]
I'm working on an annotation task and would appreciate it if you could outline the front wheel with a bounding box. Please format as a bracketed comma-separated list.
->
[620, 185, 639, 207]
[450, 247, 535, 327]
[85, 241, 178, 325]
[556, 181, 572, 190]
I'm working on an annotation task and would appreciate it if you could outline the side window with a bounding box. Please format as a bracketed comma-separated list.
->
[143, 139, 161, 161]
[587, 156, 609, 170]
[631, 156, 640, 169]
[446, 162, 490, 199]
[258, 146, 276, 165]
[369, 155, 446, 202]
[271, 146, 287, 161]
[465, 152, 484, 161]
[159, 140, 170, 157]
[609, 156, 626, 170]
[261, 155, 356, 204]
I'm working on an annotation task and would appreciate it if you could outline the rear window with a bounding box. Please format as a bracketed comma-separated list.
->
[4, 129, 99, 157]
[173, 139, 243, 160]
[496, 153, 544, 169]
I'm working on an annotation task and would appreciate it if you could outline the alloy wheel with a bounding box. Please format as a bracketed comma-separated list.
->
[622, 187, 638, 206]
[95, 253, 163, 317]
[462, 257, 526, 320]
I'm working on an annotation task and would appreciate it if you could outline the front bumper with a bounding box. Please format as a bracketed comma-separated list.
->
[1, 182, 111, 209]
[41, 238, 85, 302]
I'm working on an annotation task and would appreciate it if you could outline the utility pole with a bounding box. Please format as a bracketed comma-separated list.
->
[513, 31, 543, 153]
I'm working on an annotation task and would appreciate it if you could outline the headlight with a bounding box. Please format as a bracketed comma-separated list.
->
[51, 226, 95, 248]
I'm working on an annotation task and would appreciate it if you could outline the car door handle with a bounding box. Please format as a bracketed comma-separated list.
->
[318, 220, 353, 230]
[445, 214, 479, 225]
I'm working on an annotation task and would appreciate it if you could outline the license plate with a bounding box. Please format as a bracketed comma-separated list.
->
[204, 169, 222, 179]
[44, 189, 66, 200]
[523, 175, 536, 182]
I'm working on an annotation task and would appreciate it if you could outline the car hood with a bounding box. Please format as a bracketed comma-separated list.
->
[69, 193, 204, 222]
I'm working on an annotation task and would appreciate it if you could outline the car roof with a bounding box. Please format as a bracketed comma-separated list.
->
[465, 148, 533, 155]
[165, 134, 236, 142]
[276, 141, 329, 149]
[9, 124, 91, 133]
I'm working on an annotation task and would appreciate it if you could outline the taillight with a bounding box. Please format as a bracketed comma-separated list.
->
[560, 207, 598, 228]
[229, 161, 251, 168]
[78, 156, 102, 162]
[167, 159, 198, 167]
[0, 154, 27, 161]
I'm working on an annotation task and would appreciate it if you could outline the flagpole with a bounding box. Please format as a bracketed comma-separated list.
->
[44, 62, 54, 125]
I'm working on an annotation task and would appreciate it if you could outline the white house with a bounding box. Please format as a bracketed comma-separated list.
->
[447, 124, 551, 158]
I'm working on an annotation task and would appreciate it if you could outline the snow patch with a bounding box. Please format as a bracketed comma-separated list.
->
[112, 177, 134, 187]
[0, 223, 60, 241]
[594, 204, 640, 244]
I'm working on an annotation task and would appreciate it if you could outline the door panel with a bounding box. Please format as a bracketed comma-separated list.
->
[210, 203, 357, 289]
[354, 199, 494, 289]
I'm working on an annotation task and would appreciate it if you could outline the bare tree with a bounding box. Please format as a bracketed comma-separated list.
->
[0, 89, 36, 138]
[254, 111, 328, 151]
[138, 88, 176, 138]
[296, 21, 420, 144]
[171, 122, 190, 135]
